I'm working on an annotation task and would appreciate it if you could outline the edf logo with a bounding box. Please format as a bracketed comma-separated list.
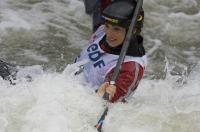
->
[87, 44, 105, 68]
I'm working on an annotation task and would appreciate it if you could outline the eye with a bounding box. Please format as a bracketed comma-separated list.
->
[113, 26, 121, 31]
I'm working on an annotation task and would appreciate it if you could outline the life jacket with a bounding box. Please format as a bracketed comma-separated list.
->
[75, 25, 147, 89]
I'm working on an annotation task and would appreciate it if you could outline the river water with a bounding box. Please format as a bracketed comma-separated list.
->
[0, 0, 200, 132]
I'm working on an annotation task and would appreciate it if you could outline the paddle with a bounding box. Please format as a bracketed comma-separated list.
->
[95, 0, 143, 131]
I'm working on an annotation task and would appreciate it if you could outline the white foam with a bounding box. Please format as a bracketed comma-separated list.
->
[0, 63, 200, 132]
[0, 64, 105, 132]
[0, 0, 200, 131]
[103, 63, 200, 132]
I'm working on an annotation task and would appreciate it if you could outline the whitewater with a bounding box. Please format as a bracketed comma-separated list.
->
[0, 0, 200, 132]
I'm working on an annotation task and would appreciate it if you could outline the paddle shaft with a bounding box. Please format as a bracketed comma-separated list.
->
[103, 0, 144, 100]
[96, 0, 144, 131]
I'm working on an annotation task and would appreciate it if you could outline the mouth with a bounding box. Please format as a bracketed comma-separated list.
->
[107, 37, 117, 44]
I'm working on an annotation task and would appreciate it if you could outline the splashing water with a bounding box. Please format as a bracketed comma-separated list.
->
[0, 0, 200, 132]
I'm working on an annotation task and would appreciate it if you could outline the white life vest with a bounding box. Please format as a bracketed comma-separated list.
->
[76, 25, 147, 90]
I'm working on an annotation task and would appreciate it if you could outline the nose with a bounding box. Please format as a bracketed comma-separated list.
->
[105, 28, 113, 38]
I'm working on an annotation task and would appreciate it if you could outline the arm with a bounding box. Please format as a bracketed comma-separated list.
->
[98, 61, 144, 102]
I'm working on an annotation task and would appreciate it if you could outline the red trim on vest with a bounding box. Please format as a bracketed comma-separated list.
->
[104, 62, 144, 102]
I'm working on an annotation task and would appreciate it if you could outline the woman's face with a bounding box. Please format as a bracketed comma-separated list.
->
[105, 23, 126, 47]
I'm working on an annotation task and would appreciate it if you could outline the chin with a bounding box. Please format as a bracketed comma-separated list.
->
[109, 43, 117, 47]
[107, 41, 116, 46]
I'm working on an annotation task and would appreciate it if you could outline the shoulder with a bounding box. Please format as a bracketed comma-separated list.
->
[88, 25, 105, 43]
[121, 61, 144, 73]
[105, 61, 144, 79]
